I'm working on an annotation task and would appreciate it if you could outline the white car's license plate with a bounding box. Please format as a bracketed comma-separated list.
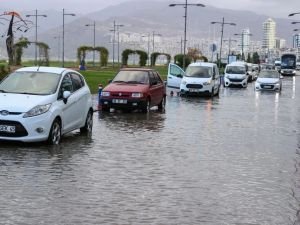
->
[112, 99, 127, 104]
[264, 85, 272, 89]
[0, 125, 16, 133]
[189, 89, 199, 92]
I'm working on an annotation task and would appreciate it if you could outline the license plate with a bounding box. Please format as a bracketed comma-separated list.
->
[189, 89, 199, 92]
[0, 125, 16, 133]
[112, 99, 127, 104]
[264, 85, 272, 89]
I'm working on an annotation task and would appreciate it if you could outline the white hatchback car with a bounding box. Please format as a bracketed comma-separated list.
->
[255, 69, 282, 92]
[0, 67, 93, 144]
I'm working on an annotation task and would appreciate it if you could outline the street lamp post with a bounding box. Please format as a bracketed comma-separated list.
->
[26, 9, 47, 66]
[223, 38, 238, 57]
[234, 32, 252, 61]
[85, 21, 96, 67]
[142, 33, 151, 66]
[211, 17, 236, 68]
[169, 1, 205, 70]
[62, 8, 75, 68]
[110, 21, 124, 67]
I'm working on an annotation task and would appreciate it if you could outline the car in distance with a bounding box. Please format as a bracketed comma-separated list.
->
[100, 68, 166, 113]
[255, 69, 282, 92]
[224, 61, 248, 88]
[167, 62, 220, 97]
[0, 67, 93, 144]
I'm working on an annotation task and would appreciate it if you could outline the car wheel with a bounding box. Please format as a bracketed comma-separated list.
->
[142, 98, 150, 113]
[210, 88, 214, 98]
[80, 110, 93, 134]
[47, 119, 61, 145]
[158, 96, 166, 112]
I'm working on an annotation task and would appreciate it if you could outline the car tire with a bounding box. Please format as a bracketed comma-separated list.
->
[80, 110, 93, 134]
[158, 96, 166, 112]
[47, 119, 61, 145]
[142, 98, 150, 113]
[210, 88, 214, 98]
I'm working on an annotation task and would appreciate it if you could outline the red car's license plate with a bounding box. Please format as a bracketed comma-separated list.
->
[112, 99, 127, 104]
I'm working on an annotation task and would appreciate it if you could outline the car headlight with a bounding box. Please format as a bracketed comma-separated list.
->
[23, 104, 51, 118]
[131, 92, 143, 98]
[182, 80, 187, 85]
[101, 91, 110, 97]
[203, 80, 211, 85]
[274, 81, 280, 85]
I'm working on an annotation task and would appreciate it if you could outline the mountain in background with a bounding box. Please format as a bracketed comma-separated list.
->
[0, 0, 296, 61]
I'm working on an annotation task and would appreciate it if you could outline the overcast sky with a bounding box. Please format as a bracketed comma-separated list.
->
[1, 0, 300, 19]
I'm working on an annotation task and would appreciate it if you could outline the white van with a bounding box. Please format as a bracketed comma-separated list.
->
[167, 62, 220, 97]
[224, 61, 248, 88]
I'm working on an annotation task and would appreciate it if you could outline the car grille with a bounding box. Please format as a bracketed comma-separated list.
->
[260, 84, 274, 89]
[229, 78, 243, 82]
[111, 93, 130, 97]
[186, 84, 203, 89]
[0, 120, 28, 137]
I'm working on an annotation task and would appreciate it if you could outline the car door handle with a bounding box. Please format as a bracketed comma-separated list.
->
[168, 76, 172, 79]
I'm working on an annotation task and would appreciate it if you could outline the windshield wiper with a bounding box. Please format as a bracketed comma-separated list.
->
[0, 90, 6, 93]
[113, 80, 126, 83]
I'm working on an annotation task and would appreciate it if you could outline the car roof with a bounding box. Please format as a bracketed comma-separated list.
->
[119, 67, 154, 72]
[16, 66, 73, 74]
[188, 62, 216, 67]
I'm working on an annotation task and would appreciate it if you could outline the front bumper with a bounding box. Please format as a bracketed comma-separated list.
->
[224, 77, 248, 87]
[100, 98, 147, 110]
[180, 84, 213, 96]
[255, 83, 281, 91]
[0, 112, 53, 142]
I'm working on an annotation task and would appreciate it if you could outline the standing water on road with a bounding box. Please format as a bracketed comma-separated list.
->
[1, 77, 300, 224]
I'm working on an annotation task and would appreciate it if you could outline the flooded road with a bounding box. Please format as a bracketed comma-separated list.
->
[1, 76, 300, 224]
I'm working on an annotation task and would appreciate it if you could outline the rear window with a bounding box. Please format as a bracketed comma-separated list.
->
[185, 66, 212, 78]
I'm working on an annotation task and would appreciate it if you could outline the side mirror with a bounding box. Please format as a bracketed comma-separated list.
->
[280, 75, 284, 79]
[108, 79, 112, 84]
[63, 91, 71, 104]
[177, 74, 183, 78]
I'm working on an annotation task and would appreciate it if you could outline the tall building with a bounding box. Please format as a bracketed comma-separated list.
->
[241, 28, 251, 52]
[275, 38, 286, 49]
[293, 34, 300, 48]
[262, 18, 276, 50]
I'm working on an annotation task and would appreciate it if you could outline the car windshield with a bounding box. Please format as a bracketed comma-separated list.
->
[0, 71, 61, 95]
[185, 66, 212, 78]
[226, 66, 246, 74]
[259, 70, 280, 78]
[112, 70, 149, 84]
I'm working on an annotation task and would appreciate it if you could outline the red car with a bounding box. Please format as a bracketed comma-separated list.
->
[100, 68, 166, 113]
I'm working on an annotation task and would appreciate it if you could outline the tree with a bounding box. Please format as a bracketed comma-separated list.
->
[187, 48, 202, 62]
[246, 53, 252, 63]
[252, 52, 260, 64]
[174, 54, 191, 68]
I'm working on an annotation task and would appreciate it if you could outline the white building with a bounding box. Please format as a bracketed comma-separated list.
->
[293, 34, 300, 48]
[275, 38, 286, 49]
[262, 18, 276, 50]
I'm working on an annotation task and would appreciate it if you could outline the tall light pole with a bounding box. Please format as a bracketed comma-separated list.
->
[85, 21, 96, 67]
[169, 1, 205, 70]
[62, 8, 75, 68]
[26, 9, 47, 66]
[223, 38, 237, 56]
[211, 17, 236, 68]
[234, 32, 252, 61]
[110, 21, 124, 67]
[142, 33, 151, 66]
